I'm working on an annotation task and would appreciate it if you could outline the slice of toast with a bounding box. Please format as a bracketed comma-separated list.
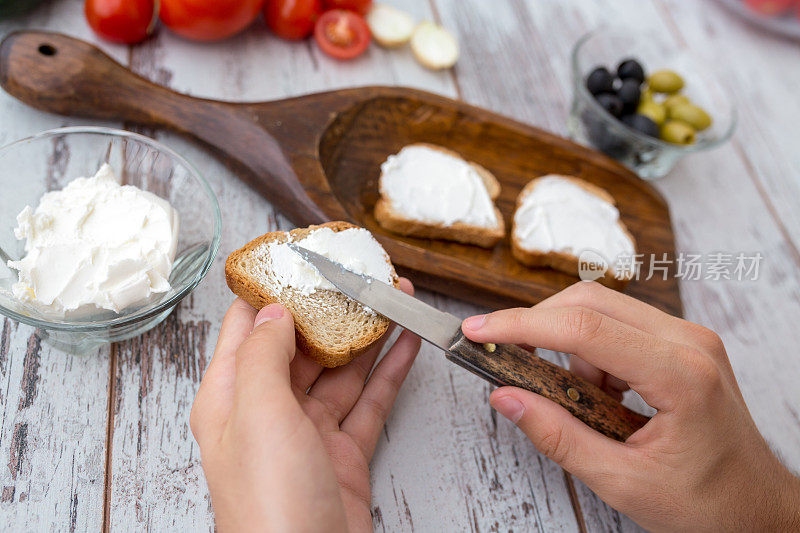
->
[511, 175, 636, 290]
[225, 221, 399, 368]
[374, 143, 505, 248]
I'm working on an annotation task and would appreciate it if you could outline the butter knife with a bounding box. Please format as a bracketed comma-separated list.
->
[288, 244, 648, 441]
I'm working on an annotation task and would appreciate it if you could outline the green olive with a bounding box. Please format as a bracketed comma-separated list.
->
[648, 69, 685, 93]
[668, 103, 712, 131]
[637, 100, 667, 125]
[640, 87, 654, 103]
[661, 120, 696, 145]
[662, 93, 690, 111]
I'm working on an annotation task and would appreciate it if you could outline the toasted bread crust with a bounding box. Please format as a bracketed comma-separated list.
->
[375, 198, 505, 248]
[375, 143, 505, 248]
[225, 221, 399, 368]
[511, 176, 636, 290]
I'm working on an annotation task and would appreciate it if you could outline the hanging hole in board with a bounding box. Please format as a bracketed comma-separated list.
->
[38, 44, 56, 56]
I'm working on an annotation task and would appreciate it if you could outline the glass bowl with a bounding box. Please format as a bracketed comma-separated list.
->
[0, 127, 221, 353]
[568, 27, 737, 180]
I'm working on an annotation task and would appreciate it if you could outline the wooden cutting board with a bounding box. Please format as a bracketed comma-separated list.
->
[0, 31, 682, 316]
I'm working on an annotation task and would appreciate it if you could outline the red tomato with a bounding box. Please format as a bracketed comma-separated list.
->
[743, 0, 796, 16]
[160, 0, 265, 42]
[314, 9, 371, 60]
[264, 0, 323, 40]
[84, 0, 157, 44]
[323, 0, 372, 15]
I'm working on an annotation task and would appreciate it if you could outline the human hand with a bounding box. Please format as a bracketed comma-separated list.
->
[462, 282, 800, 532]
[191, 279, 421, 532]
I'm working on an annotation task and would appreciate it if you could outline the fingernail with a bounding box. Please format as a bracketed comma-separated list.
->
[464, 314, 487, 331]
[254, 304, 284, 327]
[492, 395, 525, 423]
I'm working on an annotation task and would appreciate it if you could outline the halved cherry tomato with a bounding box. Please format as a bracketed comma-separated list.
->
[160, 0, 264, 42]
[323, 0, 372, 15]
[85, 0, 157, 44]
[314, 9, 371, 60]
[264, 0, 323, 40]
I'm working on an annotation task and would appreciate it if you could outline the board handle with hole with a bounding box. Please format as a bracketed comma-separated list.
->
[0, 30, 337, 225]
[0, 31, 207, 126]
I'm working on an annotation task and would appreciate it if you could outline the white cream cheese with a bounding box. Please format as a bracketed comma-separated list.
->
[513, 175, 635, 272]
[265, 227, 393, 297]
[7, 164, 179, 318]
[379, 145, 498, 228]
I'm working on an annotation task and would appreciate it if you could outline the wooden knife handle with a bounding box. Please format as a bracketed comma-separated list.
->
[447, 334, 649, 441]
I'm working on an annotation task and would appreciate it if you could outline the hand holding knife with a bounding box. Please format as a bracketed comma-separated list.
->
[289, 244, 649, 441]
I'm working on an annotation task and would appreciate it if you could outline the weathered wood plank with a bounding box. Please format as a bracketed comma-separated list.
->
[0, 2, 116, 530]
[104, 37, 277, 530]
[0, 321, 108, 532]
[434, 0, 800, 531]
[656, 0, 800, 249]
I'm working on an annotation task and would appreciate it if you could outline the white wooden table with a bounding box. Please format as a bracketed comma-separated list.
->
[1, 1, 799, 530]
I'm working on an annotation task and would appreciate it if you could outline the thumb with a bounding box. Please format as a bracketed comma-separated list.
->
[234, 303, 296, 407]
[490, 387, 629, 484]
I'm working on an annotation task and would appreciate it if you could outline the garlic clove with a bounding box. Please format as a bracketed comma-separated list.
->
[366, 3, 415, 48]
[410, 21, 459, 70]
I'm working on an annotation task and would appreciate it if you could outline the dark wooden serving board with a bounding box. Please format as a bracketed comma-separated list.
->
[0, 31, 682, 316]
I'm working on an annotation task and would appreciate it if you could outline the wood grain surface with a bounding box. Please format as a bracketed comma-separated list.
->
[1, 0, 799, 531]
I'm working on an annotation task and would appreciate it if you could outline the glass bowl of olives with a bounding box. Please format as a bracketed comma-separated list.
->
[568, 27, 737, 180]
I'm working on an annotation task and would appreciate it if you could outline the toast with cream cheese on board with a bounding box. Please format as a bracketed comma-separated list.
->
[374, 143, 505, 248]
[225, 221, 399, 368]
[511, 175, 637, 288]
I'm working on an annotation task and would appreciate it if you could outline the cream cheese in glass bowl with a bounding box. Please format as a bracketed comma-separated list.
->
[0, 127, 221, 353]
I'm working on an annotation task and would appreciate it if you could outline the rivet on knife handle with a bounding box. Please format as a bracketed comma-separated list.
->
[446, 333, 649, 442]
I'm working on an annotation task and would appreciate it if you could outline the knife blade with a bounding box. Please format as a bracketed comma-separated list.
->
[287, 243, 462, 350]
[288, 244, 649, 441]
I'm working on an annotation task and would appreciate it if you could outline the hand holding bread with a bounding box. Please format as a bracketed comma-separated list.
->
[226, 221, 399, 368]
[191, 290, 421, 531]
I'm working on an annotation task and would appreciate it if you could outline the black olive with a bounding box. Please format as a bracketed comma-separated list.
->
[617, 78, 642, 114]
[595, 93, 624, 118]
[586, 66, 614, 95]
[581, 110, 631, 159]
[617, 58, 645, 83]
[622, 113, 660, 138]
